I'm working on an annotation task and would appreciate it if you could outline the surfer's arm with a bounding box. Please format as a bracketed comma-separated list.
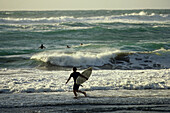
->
[66, 76, 71, 84]
[80, 74, 88, 80]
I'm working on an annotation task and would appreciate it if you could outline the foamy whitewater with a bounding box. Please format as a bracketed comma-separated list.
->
[0, 9, 170, 112]
[0, 68, 170, 93]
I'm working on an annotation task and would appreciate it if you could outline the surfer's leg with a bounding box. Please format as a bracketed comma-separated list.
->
[73, 90, 77, 97]
[73, 84, 79, 97]
[78, 90, 87, 97]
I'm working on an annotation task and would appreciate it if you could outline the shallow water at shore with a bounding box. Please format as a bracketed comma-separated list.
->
[0, 68, 169, 94]
[0, 68, 170, 112]
[0, 90, 170, 113]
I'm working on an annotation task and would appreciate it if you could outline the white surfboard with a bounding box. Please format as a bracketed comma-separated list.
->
[76, 67, 92, 85]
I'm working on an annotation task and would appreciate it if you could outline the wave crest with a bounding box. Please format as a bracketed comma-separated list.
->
[123, 11, 155, 16]
[31, 49, 170, 69]
[31, 51, 117, 67]
[0, 11, 169, 24]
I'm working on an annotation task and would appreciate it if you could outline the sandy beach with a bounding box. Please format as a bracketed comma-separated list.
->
[0, 90, 170, 113]
[0, 68, 170, 112]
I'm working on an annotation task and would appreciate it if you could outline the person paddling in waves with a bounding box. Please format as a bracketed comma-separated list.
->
[66, 67, 88, 98]
[39, 44, 46, 49]
[67, 45, 71, 48]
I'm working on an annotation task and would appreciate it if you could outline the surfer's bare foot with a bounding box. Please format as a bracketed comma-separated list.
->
[74, 96, 78, 99]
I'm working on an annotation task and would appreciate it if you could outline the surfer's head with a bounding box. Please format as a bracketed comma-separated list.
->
[73, 67, 77, 72]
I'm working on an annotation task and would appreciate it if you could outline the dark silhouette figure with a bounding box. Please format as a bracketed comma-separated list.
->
[66, 67, 88, 98]
[39, 44, 46, 49]
[67, 45, 71, 48]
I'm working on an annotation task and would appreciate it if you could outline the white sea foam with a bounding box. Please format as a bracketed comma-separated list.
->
[124, 11, 148, 16]
[0, 68, 169, 94]
[31, 51, 117, 67]
[122, 11, 159, 16]
[30, 49, 170, 69]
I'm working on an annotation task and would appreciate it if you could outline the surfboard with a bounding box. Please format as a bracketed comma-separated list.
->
[76, 67, 92, 85]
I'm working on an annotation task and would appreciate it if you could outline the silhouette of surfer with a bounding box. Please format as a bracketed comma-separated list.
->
[66, 67, 88, 98]
[39, 44, 46, 49]
[67, 45, 71, 48]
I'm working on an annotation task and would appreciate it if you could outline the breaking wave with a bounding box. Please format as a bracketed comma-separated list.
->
[0, 11, 169, 24]
[31, 49, 170, 70]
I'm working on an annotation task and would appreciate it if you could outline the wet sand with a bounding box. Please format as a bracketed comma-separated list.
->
[0, 90, 170, 113]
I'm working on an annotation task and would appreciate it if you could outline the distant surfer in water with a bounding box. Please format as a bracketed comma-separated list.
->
[39, 44, 46, 49]
[66, 67, 88, 98]
[67, 45, 71, 48]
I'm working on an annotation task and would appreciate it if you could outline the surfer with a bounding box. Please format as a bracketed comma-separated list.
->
[66, 67, 88, 98]
[39, 44, 46, 49]
[67, 45, 71, 48]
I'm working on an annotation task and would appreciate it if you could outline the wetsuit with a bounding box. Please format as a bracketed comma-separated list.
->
[70, 72, 81, 91]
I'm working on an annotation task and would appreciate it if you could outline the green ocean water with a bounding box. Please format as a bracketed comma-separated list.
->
[0, 9, 170, 96]
[0, 9, 170, 69]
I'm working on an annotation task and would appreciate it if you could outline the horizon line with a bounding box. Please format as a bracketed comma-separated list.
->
[0, 8, 170, 11]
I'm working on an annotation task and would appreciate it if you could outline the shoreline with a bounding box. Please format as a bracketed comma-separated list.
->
[0, 68, 170, 112]
[0, 68, 170, 94]
[0, 90, 170, 112]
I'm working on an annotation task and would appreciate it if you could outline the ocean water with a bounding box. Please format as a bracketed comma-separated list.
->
[0, 9, 170, 112]
[0, 9, 170, 93]
[0, 9, 170, 70]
